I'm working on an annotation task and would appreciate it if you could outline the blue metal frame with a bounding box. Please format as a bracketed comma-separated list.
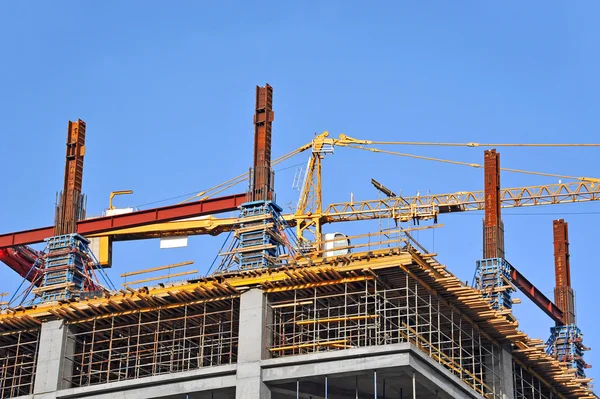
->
[237, 201, 284, 270]
[474, 258, 515, 311]
[40, 234, 94, 302]
[547, 324, 588, 377]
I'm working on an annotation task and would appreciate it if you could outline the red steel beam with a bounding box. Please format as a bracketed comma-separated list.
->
[510, 265, 564, 325]
[0, 247, 43, 285]
[0, 193, 247, 249]
[483, 149, 505, 259]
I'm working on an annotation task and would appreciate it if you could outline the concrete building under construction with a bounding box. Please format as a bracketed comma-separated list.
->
[0, 84, 598, 399]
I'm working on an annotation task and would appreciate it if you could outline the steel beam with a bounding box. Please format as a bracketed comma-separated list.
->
[251, 84, 275, 201]
[553, 219, 575, 325]
[510, 265, 564, 324]
[0, 193, 247, 249]
[483, 149, 504, 259]
[55, 119, 87, 235]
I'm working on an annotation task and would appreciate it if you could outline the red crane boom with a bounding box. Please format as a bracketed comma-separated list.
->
[0, 246, 43, 285]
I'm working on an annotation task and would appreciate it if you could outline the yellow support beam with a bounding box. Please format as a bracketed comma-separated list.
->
[123, 270, 199, 287]
[264, 275, 373, 292]
[120, 261, 194, 278]
[268, 339, 349, 352]
[296, 314, 379, 325]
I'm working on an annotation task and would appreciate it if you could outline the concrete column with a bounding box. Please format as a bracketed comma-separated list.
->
[500, 346, 515, 399]
[33, 319, 75, 395]
[235, 288, 271, 399]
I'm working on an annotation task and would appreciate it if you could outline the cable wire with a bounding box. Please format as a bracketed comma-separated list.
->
[344, 144, 600, 182]
[362, 140, 600, 147]
[177, 145, 310, 204]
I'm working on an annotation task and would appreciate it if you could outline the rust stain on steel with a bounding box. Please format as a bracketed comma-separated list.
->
[483, 149, 505, 259]
[553, 219, 575, 325]
[55, 119, 87, 235]
[251, 84, 275, 201]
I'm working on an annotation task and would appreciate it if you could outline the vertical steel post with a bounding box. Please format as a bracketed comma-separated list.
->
[55, 119, 87, 235]
[483, 149, 504, 259]
[553, 219, 575, 325]
[251, 84, 275, 202]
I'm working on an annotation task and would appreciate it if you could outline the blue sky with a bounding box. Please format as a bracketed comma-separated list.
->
[1, 1, 599, 381]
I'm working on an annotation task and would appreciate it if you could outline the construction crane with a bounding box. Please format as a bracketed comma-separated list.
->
[0, 83, 597, 396]
[0, 89, 598, 306]
[1, 139, 598, 271]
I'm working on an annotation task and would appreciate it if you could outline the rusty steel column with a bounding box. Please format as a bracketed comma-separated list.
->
[55, 119, 87, 235]
[553, 219, 575, 325]
[251, 84, 275, 202]
[483, 149, 505, 259]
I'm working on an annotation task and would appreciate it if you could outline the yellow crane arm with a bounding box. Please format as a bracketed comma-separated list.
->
[87, 215, 297, 241]
[322, 181, 600, 222]
[92, 133, 599, 248]
[92, 181, 599, 242]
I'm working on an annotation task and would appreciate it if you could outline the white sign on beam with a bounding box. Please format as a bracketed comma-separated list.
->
[160, 236, 189, 249]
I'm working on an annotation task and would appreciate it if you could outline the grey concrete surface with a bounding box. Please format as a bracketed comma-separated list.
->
[235, 289, 271, 399]
[501, 346, 515, 399]
[33, 320, 74, 395]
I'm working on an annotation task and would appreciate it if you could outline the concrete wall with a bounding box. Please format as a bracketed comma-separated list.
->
[235, 288, 271, 399]
[33, 320, 75, 396]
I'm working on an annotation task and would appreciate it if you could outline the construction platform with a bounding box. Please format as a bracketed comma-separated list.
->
[0, 246, 594, 399]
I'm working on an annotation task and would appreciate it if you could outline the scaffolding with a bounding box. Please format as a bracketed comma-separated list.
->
[63, 296, 239, 388]
[0, 246, 594, 399]
[0, 326, 40, 399]
[513, 360, 561, 399]
[266, 272, 505, 398]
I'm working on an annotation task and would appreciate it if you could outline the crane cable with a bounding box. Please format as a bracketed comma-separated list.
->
[178, 142, 312, 204]
[176, 137, 600, 204]
[356, 140, 600, 147]
[343, 144, 600, 183]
